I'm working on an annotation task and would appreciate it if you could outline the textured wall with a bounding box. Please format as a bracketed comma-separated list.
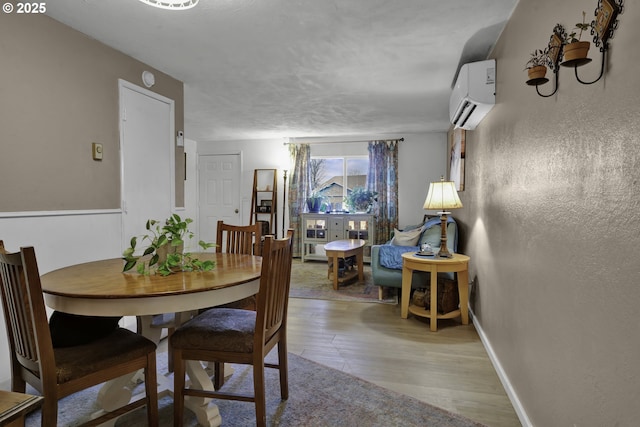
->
[0, 14, 185, 211]
[454, 0, 640, 425]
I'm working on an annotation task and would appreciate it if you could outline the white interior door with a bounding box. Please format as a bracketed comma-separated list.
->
[119, 80, 175, 253]
[198, 154, 241, 247]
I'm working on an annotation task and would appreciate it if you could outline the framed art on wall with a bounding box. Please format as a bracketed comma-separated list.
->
[448, 128, 466, 191]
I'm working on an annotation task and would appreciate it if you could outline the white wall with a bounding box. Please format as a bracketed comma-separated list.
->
[397, 132, 448, 227]
[0, 210, 123, 387]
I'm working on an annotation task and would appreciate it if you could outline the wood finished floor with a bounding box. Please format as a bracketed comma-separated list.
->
[284, 297, 521, 427]
[157, 296, 521, 426]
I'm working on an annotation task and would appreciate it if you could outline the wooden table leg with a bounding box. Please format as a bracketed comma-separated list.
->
[457, 270, 469, 325]
[356, 248, 364, 282]
[331, 253, 339, 290]
[430, 269, 438, 332]
[401, 264, 411, 318]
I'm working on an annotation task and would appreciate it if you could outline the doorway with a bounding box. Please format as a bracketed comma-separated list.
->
[197, 153, 242, 246]
[119, 80, 175, 253]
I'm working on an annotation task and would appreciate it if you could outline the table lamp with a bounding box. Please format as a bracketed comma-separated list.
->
[423, 176, 463, 258]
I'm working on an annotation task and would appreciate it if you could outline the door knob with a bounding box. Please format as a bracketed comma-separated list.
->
[235, 209, 239, 213]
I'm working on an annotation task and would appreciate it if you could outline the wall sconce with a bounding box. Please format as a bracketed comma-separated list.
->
[528, 0, 623, 97]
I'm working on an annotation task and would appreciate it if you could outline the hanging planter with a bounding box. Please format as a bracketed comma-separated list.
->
[524, 49, 549, 86]
[560, 11, 593, 67]
[562, 41, 590, 62]
[526, 65, 549, 86]
[527, 66, 547, 80]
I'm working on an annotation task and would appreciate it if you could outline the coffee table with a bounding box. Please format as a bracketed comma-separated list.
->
[324, 239, 365, 290]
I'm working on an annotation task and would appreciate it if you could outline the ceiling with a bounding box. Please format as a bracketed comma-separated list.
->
[46, 0, 518, 141]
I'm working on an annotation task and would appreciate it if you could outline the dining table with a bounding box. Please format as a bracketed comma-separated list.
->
[40, 252, 262, 427]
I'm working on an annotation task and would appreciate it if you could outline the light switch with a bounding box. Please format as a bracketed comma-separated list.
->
[92, 143, 103, 160]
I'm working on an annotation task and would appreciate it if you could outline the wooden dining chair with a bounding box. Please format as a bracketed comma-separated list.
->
[170, 230, 295, 427]
[149, 220, 265, 373]
[211, 220, 265, 312]
[0, 241, 159, 427]
[215, 220, 263, 256]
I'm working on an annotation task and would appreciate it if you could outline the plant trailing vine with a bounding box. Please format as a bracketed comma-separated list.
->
[122, 214, 216, 276]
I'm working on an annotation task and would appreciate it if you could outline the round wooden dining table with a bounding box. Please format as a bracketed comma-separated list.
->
[40, 252, 262, 427]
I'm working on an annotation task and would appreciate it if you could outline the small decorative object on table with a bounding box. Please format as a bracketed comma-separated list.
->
[122, 214, 216, 276]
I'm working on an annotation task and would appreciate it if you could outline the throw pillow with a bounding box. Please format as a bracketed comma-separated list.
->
[390, 227, 422, 246]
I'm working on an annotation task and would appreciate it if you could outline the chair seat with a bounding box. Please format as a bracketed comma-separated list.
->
[171, 308, 256, 353]
[54, 328, 156, 384]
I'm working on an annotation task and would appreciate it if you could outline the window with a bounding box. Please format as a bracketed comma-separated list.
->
[310, 156, 369, 212]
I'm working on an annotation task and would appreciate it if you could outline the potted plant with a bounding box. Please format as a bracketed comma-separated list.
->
[306, 191, 325, 213]
[122, 214, 216, 276]
[525, 48, 549, 82]
[563, 11, 593, 63]
[344, 187, 377, 213]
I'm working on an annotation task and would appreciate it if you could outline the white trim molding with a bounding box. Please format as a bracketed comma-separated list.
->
[470, 307, 533, 427]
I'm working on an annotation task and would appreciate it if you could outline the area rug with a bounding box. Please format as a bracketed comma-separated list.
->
[26, 351, 485, 427]
[289, 259, 397, 304]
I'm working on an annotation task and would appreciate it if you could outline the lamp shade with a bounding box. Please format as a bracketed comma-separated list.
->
[423, 180, 463, 212]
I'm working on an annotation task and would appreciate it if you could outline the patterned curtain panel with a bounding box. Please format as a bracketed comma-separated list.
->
[288, 144, 311, 257]
[367, 140, 399, 244]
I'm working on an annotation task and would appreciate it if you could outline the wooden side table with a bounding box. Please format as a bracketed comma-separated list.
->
[0, 390, 43, 427]
[324, 239, 365, 290]
[400, 252, 470, 331]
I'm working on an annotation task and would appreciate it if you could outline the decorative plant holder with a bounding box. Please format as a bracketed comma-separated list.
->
[561, 41, 591, 67]
[526, 65, 549, 86]
[156, 243, 184, 263]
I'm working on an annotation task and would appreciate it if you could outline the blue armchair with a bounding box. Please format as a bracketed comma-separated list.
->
[371, 216, 458, 299]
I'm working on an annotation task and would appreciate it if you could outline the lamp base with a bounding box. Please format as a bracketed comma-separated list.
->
[436, 212, 453, 258]
[437, 249, 453, 258]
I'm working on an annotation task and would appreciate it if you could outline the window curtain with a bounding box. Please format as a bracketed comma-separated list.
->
[288, 143, 311, 257]
[367, 140, 399, 244]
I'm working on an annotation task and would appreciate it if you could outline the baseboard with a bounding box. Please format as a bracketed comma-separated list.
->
[470, 308, 533, 427]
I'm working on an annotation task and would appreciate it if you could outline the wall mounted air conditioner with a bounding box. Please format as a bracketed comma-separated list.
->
[449, 59, 496, 130]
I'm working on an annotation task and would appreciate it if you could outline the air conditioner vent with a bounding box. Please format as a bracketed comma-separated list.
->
[449, 60, 495, 130]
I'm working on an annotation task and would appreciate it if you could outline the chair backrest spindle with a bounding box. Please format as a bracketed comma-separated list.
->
[215, 221, 263, 256]
[0, 245, 55, 382]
